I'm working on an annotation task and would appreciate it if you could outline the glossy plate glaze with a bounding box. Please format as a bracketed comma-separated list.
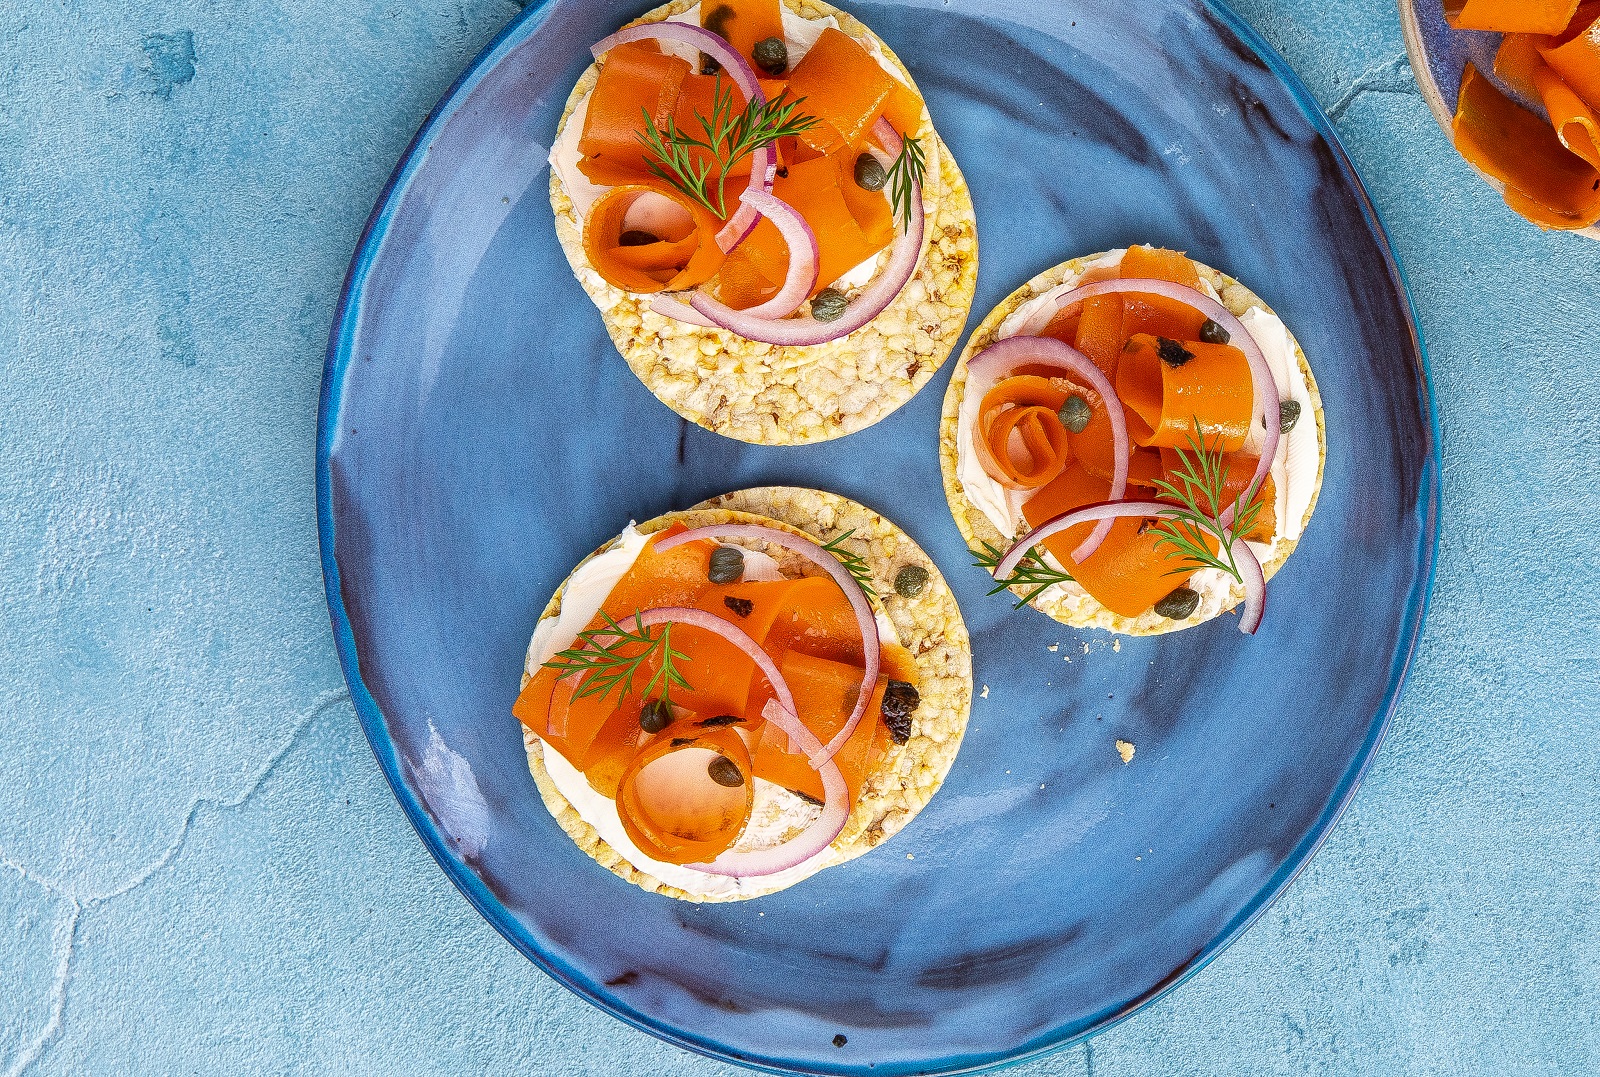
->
[317, 0, 1438, 1072]
[1398, 0, 1600, 240]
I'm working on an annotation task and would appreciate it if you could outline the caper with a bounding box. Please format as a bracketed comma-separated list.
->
[894, 564, 930, 598]
[1278, 399, 1302, 433]
[639, 699, 672, 733]
[708, 545, 744, 583]
[811, 288, 848, 322]
[618, 229, 658, 247]
[707, 755, 744, 787]
[1156, 336, 1194, 367]
[1058, 394, 1091, 434]
[880, 680, 919, 744]
[1153, 587, 1200, 620]
[752, 36, 788, 75]
[853, 153, 887, 192]
[1199, 319, 1231, 345]
[699, 52, 721, 75]
[723, 595, 753, 618]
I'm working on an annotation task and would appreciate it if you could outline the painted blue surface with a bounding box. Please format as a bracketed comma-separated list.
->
[0, 3, 1594, 1077]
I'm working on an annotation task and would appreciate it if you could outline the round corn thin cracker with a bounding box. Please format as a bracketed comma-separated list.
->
[519, 486, 973, 901]
[549, 0, 979, 445]
[939, 252, 1328, 636]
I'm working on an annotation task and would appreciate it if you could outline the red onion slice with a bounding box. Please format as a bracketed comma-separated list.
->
[1017, 277, 1281, 521]
[687, 699, 849, 877]
[655, 523, 879, 764]
[715, 144, 777, 252]
[649, 294, 717, 327]
[963, 335, 1129, 561]
[624, 606, 798, 719]
[592, 23, 763, 104]
[685, 118, 923, 347]
[1232, 537, 1266, 634]
[696, 190, 818, 321]
[994, 499, 1266, 634]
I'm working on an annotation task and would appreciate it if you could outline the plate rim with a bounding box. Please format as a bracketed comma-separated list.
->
[1395, 0, 1600, 241]
[314, 0, 1443, 1072]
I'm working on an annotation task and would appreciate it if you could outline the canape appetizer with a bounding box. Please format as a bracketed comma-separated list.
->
[1442, 2, 1600, 231]
[548, 0, 978, 444]
[513, 487, 972, 901]
[939, 247, 1325, 636]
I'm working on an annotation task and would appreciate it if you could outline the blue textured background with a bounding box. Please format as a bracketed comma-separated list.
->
[1, 1, 1594, 1075]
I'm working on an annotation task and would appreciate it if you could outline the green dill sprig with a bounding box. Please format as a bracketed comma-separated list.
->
[971, 541, 1074, 609]
[821, 529, 878, 598]
[884, 135, 926, 232]
[1148, 420, 1263, 584]
[542, 610, 692, 705]
[636, 77, 820, 218]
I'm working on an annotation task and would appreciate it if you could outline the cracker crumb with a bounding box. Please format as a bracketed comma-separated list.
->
[1082, 642, 1090, 654]
[1116, 739, 1136, 764]
[1047, 643, 1058, 653]
[1112, 639, 1121, 652]
[980, 684, 989, 699]
[906, 854, 914, 860]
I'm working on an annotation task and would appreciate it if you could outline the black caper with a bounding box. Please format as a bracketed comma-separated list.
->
[811, 288, 848, 322]
[707, 755, 744, 787]
[853, 153, 887, 192]
[894, 564, 930, 598]
[880, 680, 919, 744]
[618, 229, 658, 247]
[1153, 587, 1201, 620]
[699, 52, 721, 75]
[639, 699, 672, 733]
[1156, 336, 1194, 367]
[1058, 394, 1091, 434]
[723, 595, 753, 617]
[699, 714, 742, 728]
[1278, 399, 1302, 433]
[708, 545, 744, 584]
[752, 36, 788, 75]
[1199, 318, 1231, 345]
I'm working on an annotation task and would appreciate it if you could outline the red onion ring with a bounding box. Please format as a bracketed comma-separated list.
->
[591, 23, 763, 103]
[715, 145, 777, 252]
[654, 523, 879, 764]
[648, 294, 717, 327]
[1232, 537, 1266, 634]
[994, 500, 1266, 634]
[688, 699, 849, 877]
[696, 190, 818, 321]
[684, 118, 923, 346]
[621, 606, 798, 719]
[1015, 277, 1281, 521]
[963, 335, 1129, 561]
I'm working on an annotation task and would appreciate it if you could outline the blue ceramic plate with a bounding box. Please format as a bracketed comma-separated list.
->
[1397, 0, 1600, 240]
[317, 1, 1438, 1072]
